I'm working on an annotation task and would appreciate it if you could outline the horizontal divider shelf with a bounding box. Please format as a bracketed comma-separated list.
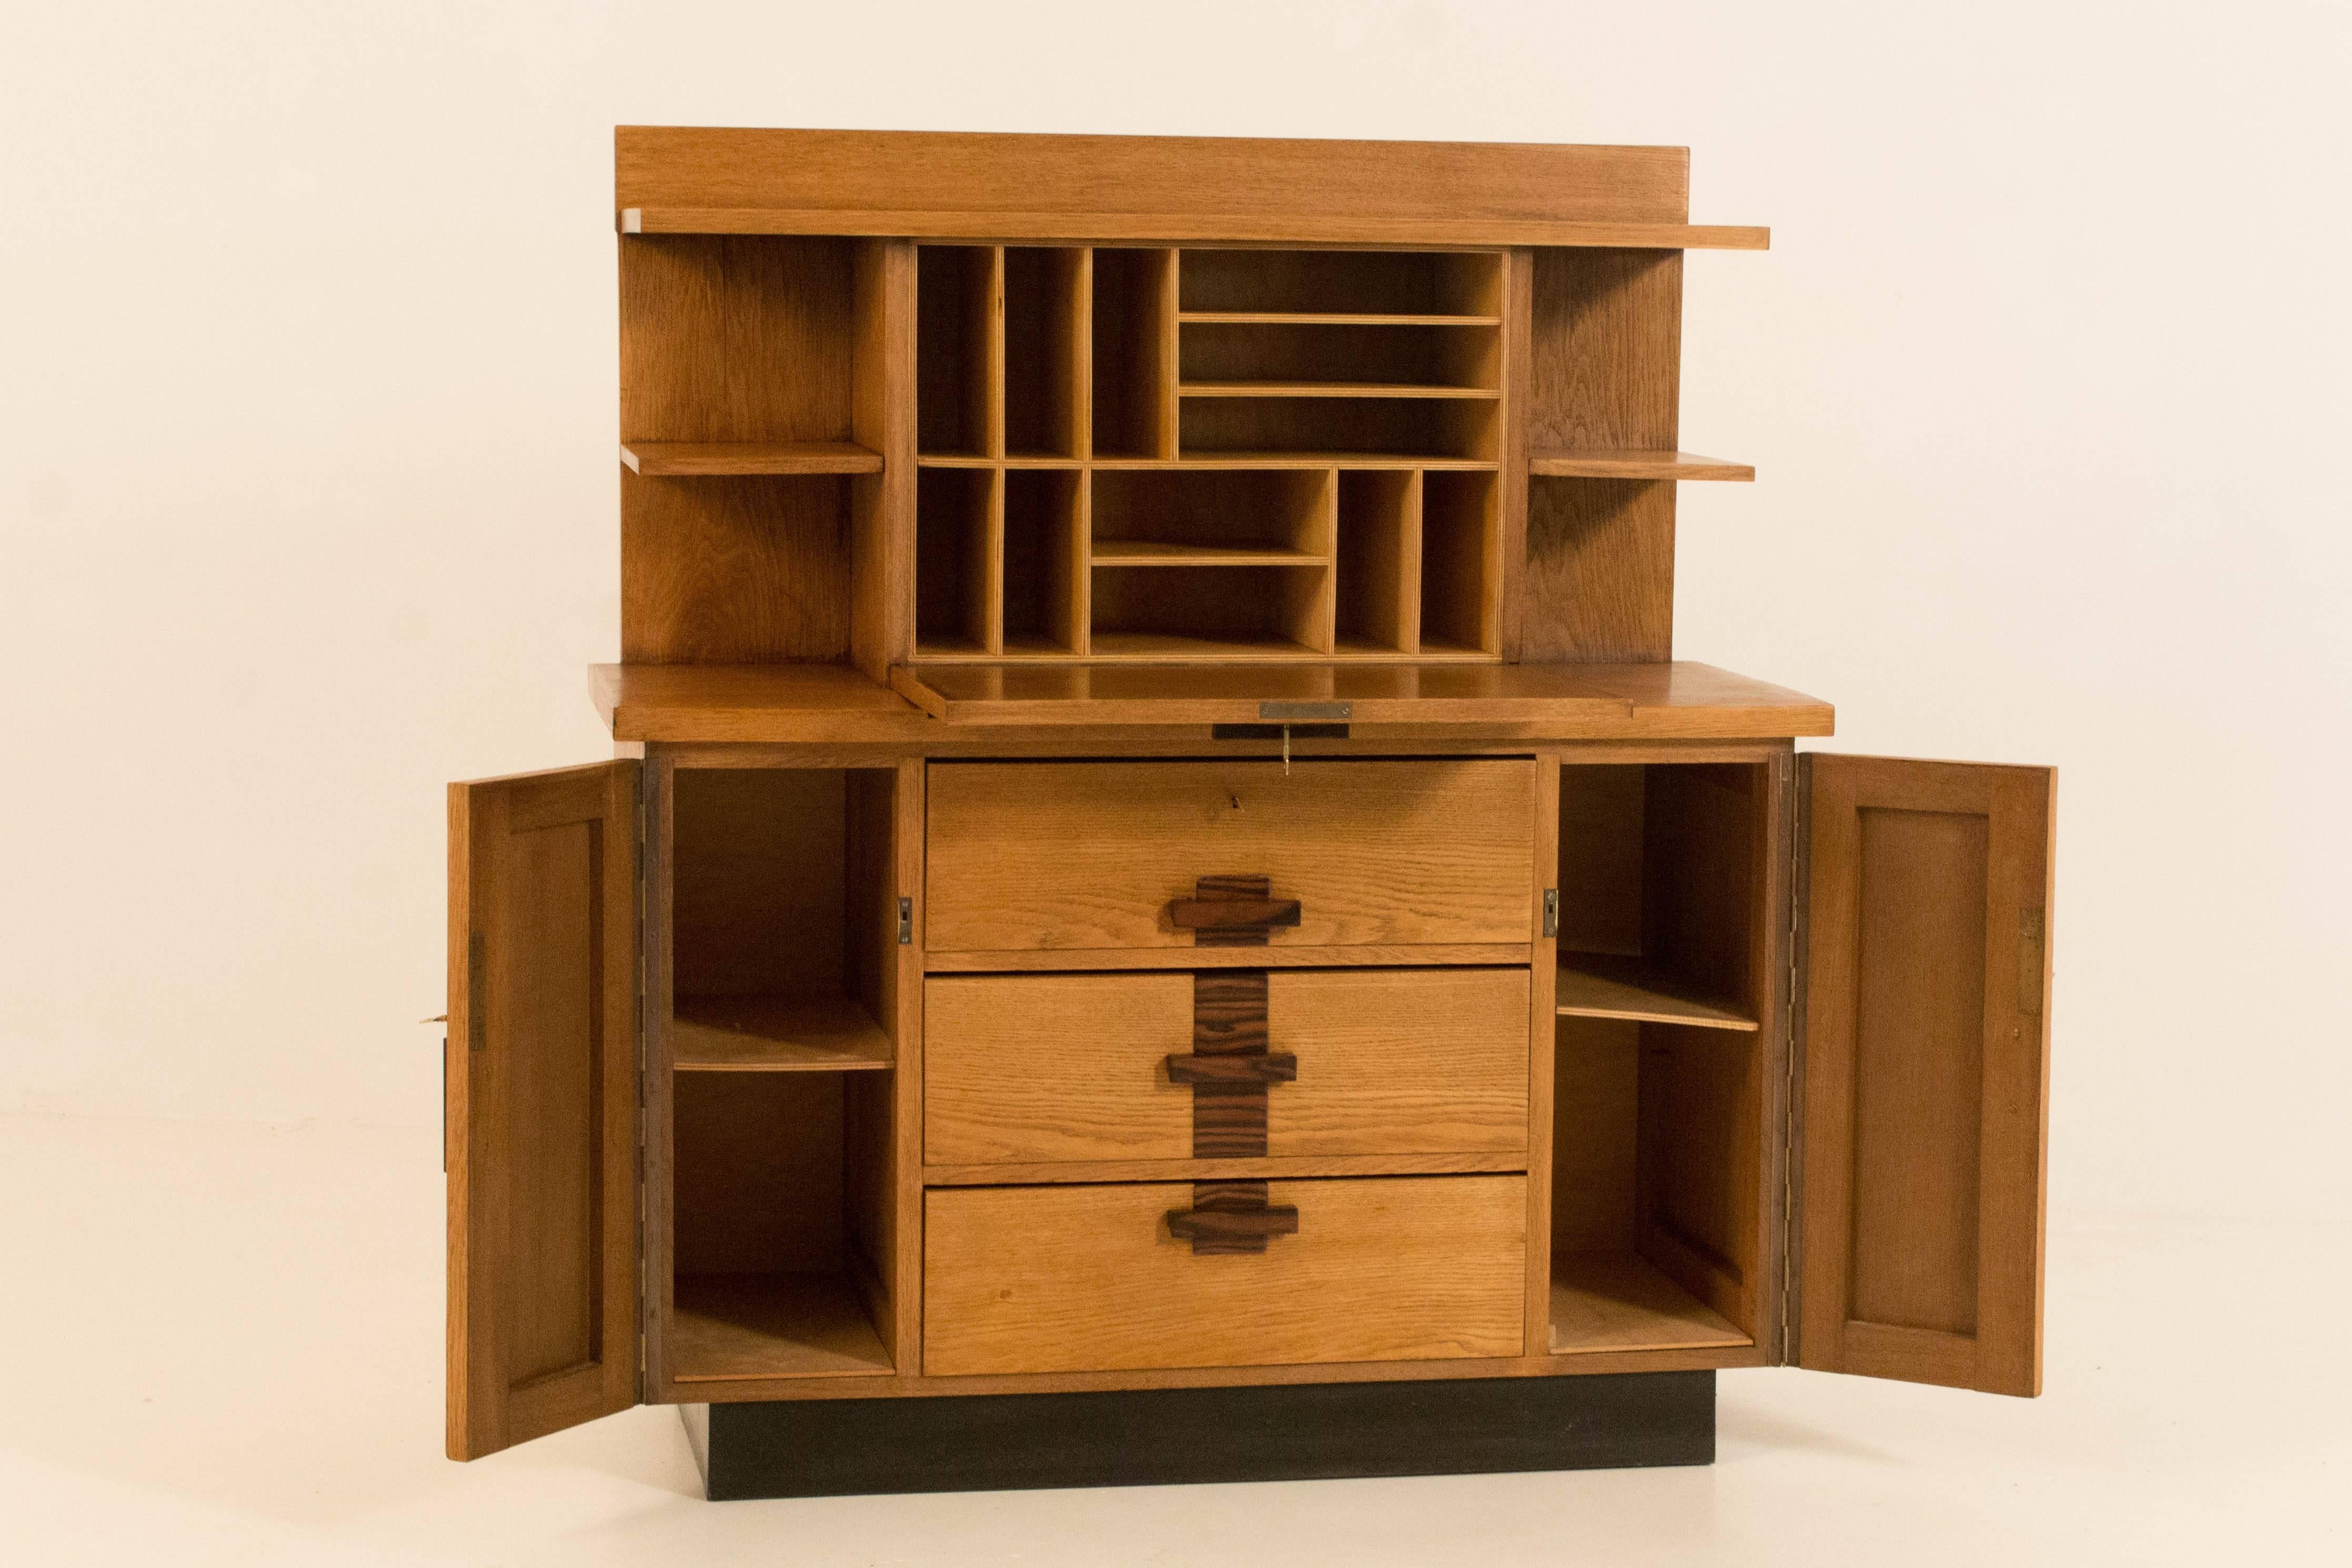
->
[1179, 311, 1501, 327]
[1531, 449, 1755, 481]
[671, 994, 895, 1069]
[924, 1152, 1529, 1186]
[1092, 541, 1328, 567]
[620, 440, 883, 476]
[1555, 955, 1758, 1031]
[1099, 453, 1498, 470]
[1180, 381, 1500, 400]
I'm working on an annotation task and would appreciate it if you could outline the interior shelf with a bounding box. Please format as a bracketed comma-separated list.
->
[1555, 954, 1759, 1032]
[621, 440, 883, 476]
[1180, 381, 1500, 400]
[1093, 541, 1328, 567]
[1531, 449, 1755, 481]
[669, 1273, 894, 1381]
[1179, 310, 1500, 327]
[1093, 453, 1496, 470]
[1548, 1252, 1752, 1354]
[1083, 631, 1322, 661]
[671, 994, 894, 1071]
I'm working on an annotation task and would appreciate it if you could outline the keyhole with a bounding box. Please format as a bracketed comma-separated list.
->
[1230, 794, 1242, 811]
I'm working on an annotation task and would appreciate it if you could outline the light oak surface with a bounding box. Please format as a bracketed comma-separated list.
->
[1530, 449, 1754, 481]
[922, 1177, 1527, 1375]
[668, 1273, 893, 1381]
[1550, 1251, 1751, 1353]
[1555, 953, 1760, 1030]
[668, 994, 892, 1071]
[923, 969, 1530, 1167]
[620, 440, 883, 476]
[923, 758, 1535, 952]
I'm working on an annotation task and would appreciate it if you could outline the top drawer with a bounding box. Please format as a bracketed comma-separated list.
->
[924, 759, 1536, 957]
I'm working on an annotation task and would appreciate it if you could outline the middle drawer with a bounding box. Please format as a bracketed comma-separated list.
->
[924, 968, 1531, 1169]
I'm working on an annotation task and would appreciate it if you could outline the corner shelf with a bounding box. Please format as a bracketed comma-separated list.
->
[1530, 449, 1754, 481]
[620, 440, 883, 476]
[1549, 1252, 1751, 1354]
[1555, 954, 1759, 1032]
[671, 994, 894, 1071]
[669, 1273, 894, 1381]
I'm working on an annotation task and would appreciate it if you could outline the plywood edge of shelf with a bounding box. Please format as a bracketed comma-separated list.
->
[1178, 381, 1500, 400]
[668, 1273, 894, 1381]
[620, 439, 883, 476]
[1549, 1252, 1753, 1354]
[1530, 449, 1754, 481]
[1178, 311, 1503, 327]
[670, 993, 893, 1070]
[1091, 541, 1330, 567]
[1555, 955, 1758, 1031]
[620, 208, 1768, 250]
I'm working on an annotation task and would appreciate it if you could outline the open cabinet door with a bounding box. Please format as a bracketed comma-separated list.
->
[1794, 756, 2053, 1395]
[447, 762, 642, 1458]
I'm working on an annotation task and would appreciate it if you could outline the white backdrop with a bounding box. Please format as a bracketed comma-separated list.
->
[4, 0, 2347, 1239]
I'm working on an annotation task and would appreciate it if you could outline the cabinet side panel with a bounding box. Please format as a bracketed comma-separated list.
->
[851, 239, 917, 679]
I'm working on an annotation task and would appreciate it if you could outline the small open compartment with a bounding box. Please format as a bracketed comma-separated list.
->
[664, 766, 901, 1382]
[1179, 321, 1499, 393]
[1090, 468, 1333, 564]
[916, 245, 1002, 458]
[1178, 395, 1499, 463]
[1549, 759, 1768, 1356]
[1333, 469, 1420, 656]
[1419, 470, 1501, 656]
[1091, 247, 1177, 459]
[1001, 468, 1087, 655]
[1177, 248, 1503, 318]
[916, 467, 1001, 657]
[1090, 562, 1332, 659]
[1003, 247, 1088, 459]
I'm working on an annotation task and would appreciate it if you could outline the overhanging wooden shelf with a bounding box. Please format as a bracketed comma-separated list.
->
[670, 994, 893, 1071]
[620, 440, 883, 476]
[621, 208, 1767, 250]
[1550, 1252, 1752, 1354]
[1556, 954, 1759, 1031]
[669, 1273, 894, 1381]
[1179, 381, 1501, 400]
[1531, 449, 1754, 481]
[1092, 541, 1328, 567]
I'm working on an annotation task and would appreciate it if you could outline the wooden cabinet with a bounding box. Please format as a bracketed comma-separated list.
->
[441, 128, 2055, 1495]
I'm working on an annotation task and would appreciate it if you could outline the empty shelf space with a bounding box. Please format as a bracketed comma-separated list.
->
[1549, 1252, 1751, 1355]
[1531, 449, 1755, 481]
[1091, 453, 1497, 471]
[620, 440, 883, 476]
[1179, 381, 1500, 400]
[669, 1273, 893, 1381]
[671, 994, 893, 1071]
[1556, 954, 1758, 1031]
[1179, 311, 1500, 327]
[1084, 631, 1322, 661]
[1093, 540, 1328, 567]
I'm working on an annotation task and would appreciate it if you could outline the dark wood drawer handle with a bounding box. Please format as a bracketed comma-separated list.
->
[1167, 1203, 1299, 1252]
[1167, 896, 1301, 931]
[1165, 1050, 1298, 1085]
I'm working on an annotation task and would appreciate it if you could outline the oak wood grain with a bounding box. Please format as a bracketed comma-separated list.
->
[622, 440, 882, 476]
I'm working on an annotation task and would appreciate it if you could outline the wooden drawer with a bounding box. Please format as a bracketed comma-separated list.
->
[923, 759, 1536, 956]
[922, 1176, 1527, 1376]
[924, 969, 1530, 1169]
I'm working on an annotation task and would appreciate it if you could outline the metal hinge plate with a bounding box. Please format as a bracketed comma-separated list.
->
[898, 897, 913, 944]
[1541, 888, 1559, 939]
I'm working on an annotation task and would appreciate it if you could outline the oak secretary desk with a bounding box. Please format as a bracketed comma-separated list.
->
[443, 128, 2055, 1499]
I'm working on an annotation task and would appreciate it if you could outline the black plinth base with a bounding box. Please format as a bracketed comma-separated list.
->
[681, 1371, 1713, 1500]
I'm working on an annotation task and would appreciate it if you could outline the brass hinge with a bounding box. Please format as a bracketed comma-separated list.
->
[897, 897, 913, 945]
[1540, 888, 1559, 939]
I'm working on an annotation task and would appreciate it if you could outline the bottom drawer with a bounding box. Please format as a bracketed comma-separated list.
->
[922, 1175, 1527, 1376]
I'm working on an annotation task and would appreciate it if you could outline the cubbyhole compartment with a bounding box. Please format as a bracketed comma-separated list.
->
[1333, 469, 1420, 656]
[1547, 1016, 1758, 1355]
[1091, 247, 1177, 459]
[1090, 468, 1333, 565]
[664, 765, 902, 1381]
[1178, 248, 1504, 318]
[1179, 321, 1500, 393]
[1178, 395, 1499, 464]
[670, 1072, 896, 1380]
[916, 467, 1001, 657]
[1001, 468, 1087, 655]
[1090, 562, 1333, 660]
[1418, 471, 1501, 656]
[1003, 247, 1088, 459]
[916, 245, 1001, 458]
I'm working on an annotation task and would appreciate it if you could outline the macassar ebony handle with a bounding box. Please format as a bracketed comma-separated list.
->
[1165, 1203, 1300, 1251]
[1164, 1050, 1298, 1085]
[1166, 894, 1301, 932]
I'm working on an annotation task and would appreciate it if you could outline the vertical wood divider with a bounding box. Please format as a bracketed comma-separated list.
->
[981, 246, 1007, 459]
[1500, 247, 1534, 660]
[1068, 248, 1093, 459]
[1154, 248, 1181, 459]
[891, 756, 926, 1374]
[852, 238, 917, 682]
[641, 754, 676, 1396]
[978, 467, 1004, 655]
[1399, 469, 1425, 655]
[1757, 741, 1796, 1365]
[1071, 469, 1093, 655]
[1523, 752, 1561, 1355]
